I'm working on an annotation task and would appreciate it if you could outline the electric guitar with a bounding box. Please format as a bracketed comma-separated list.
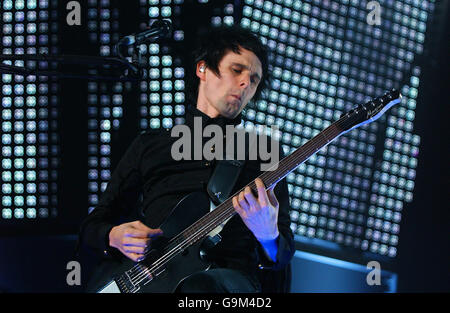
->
[89, 89, 402, 293]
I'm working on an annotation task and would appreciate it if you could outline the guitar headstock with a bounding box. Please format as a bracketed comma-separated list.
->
[339, 89, 402, 132]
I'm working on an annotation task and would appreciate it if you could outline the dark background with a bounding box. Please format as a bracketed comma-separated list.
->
[394, 1, 449, 292]
[0, 1, 448, 293]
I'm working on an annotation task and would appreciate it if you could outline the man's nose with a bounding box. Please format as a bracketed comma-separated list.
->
[239, 74, 251, 89]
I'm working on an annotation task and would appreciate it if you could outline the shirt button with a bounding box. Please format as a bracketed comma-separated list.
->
[205, 162, 210, 167]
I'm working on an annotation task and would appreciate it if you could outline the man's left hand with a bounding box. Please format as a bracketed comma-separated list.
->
[232, 178, 280, 241]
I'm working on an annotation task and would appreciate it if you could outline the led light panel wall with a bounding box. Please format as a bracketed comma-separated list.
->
[1, 0, 59, 221]
[211, 1, 236, 27]
[239, 0, 433, 258]
[86, 0, 124, 213]
[138, 0, 186, 130]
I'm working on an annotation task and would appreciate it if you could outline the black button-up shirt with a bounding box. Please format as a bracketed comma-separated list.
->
[79, 106, 295, 277]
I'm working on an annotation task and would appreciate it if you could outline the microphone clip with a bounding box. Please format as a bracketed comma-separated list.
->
[113, 19, 172, 79]
[117, 19, 172, 47]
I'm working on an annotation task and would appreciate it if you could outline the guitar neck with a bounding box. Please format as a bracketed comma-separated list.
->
[173, 116, 345, 249]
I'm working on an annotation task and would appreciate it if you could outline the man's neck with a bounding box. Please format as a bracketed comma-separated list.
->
[196, 102, 220, 119]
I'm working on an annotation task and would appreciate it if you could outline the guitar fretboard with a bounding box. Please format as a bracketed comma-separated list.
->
[162, 118, 345, 259]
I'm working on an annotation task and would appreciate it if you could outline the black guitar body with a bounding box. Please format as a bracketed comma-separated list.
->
[87, 192, 216, 293]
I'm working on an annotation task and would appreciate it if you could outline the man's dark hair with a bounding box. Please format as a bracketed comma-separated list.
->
[186, 25, 271, 106]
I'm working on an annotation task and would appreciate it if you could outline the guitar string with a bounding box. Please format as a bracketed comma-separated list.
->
[128, 122, 343, 287]
[124, 93, 396, 287]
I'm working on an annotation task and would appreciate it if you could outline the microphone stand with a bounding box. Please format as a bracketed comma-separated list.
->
[0, 42, 143, 82]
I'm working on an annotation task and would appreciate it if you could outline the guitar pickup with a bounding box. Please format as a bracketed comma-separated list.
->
[206, 234, 222, 247]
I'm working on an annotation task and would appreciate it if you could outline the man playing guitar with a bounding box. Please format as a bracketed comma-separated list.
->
[79, 26, 295, 293]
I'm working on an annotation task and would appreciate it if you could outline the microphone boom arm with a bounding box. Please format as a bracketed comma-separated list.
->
[0, 53, 141, 81]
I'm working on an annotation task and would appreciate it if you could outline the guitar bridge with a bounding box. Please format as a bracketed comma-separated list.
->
[115, 274, 138, 293]
[115, 264, 153, 293]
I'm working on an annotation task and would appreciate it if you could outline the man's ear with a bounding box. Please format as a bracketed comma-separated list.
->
[196, 61, 207, 81]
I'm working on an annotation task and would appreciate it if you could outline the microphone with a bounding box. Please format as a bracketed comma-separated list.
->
[120, 20, 172, 46]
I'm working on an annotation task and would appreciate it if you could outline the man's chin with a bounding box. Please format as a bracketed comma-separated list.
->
[222, 109, 241, 119]
[223, 103, 244, 119]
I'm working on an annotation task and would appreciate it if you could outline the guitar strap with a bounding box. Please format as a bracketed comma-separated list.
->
[205, 129, 256, 237]
[206, 127, 256, 206]
[207, 159, 245, 206]
[205, 159, 244, 238]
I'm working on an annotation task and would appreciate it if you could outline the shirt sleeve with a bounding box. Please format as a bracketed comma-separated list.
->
[255, 145, 295, 271]
[78, 134, 143, 257]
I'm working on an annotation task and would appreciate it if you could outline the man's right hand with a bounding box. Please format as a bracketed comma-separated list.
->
[108, 221, 163, 262]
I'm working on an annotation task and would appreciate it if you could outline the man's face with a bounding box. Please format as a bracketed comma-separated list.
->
[196, 47, 263, 119]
